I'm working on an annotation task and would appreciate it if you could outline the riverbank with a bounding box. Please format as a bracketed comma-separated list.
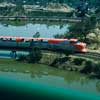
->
[0, 3, 81, 23]
[40, 53, 100, 79]
[1, 57, 100, 95]
[1, 52, 100, 79]
[0, 16, 81, 23]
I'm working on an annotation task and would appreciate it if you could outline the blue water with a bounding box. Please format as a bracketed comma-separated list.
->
[0, 23, 69, 38]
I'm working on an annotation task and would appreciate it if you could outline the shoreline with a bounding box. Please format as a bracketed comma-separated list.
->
[0, 53, 100, 79]
[0, 16, 82, 23]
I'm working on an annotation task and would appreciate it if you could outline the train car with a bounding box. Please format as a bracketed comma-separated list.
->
[47, 38, 86, 53]
[69, 39, 86, 53]
[0, 36, 87, 53]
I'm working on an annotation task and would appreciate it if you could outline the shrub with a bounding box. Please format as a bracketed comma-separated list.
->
[16, 54, 26, 61]
[73, 58, 85, 65]
[28, 47, 42, 63]
[80, 60, 94, 74]
[94, 62, 100, 74]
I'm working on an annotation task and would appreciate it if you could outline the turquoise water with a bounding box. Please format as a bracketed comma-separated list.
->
[0, 63, 100, 95]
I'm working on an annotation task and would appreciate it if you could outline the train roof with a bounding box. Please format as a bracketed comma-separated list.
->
[0, 36, 77, 42]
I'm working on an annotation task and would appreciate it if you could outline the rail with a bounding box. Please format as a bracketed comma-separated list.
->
[74, 52, 100, 60]
[0, 16, 82, 22]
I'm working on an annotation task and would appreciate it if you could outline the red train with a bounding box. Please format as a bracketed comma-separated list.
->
[0, 36, 87, 53]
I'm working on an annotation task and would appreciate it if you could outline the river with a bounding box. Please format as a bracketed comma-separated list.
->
[0, 21, 69, 38]
[0, 59, 100, 95]
[0, 21, 100, 96]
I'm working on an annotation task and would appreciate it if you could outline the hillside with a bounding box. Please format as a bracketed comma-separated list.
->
[0, 0, 99, 7]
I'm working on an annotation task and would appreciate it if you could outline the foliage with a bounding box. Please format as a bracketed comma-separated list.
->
[72, 58, 85, 65]
[33, 32, 40, 38]
[80, 60, 95, 74]
[54, 34, 65, 38]
[17, 54, 26, 61]
[17, 47, 42, 63]
[68, 14, 97, 42]
[28, 47, 42, 63]
[0, 0, 99, 7]
[54, 14, 98, 43]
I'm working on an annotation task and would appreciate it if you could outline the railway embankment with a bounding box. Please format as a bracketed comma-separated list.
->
[1, 50, 100, 79]
[39, 52, 100, 79]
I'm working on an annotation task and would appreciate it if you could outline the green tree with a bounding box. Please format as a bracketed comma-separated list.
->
[28, 47, 42, 63]
[33, 32, 40, 38]
[69, 14, 97, 42]
[59, 0, 64, 4]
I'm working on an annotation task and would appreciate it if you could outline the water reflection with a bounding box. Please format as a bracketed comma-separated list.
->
[96, 81, 100, 92]
[0, 64, 100, 95]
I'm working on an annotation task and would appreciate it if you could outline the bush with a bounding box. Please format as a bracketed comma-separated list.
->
[80, 60, 94, 74]
[73, 58, 85, 65]
[94, 62, 100, 74]
[16, 54, 26, 61]
[28, 47, 42, 63]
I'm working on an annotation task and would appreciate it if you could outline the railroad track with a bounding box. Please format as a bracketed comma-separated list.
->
[42, 51, 100, 60]
[43, 51, 100, 60]
[74, 52, 100, 60]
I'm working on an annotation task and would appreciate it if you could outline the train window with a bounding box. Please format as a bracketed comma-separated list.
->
[3, 38, 7, 41]
[43, 39, 48, 42]
[70, 41, 78, 44]
[24, 40, 29, 42]
[6, 38, 12, 41]
[63, 41, 70, 44]
[24, 39, 30, 42]
[11, 38, 16, 42]
[28, 39, 34, 42]
[9, 38, 12, 41]
[38, 40, 43, 42]
[34, 39, 38, 42]
[0, 38, 3, 40]
[31, 39, 34, 42]
[21, 38, 24, 41]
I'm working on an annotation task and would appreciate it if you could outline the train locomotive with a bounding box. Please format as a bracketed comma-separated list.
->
[0, 36, 87, 54]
